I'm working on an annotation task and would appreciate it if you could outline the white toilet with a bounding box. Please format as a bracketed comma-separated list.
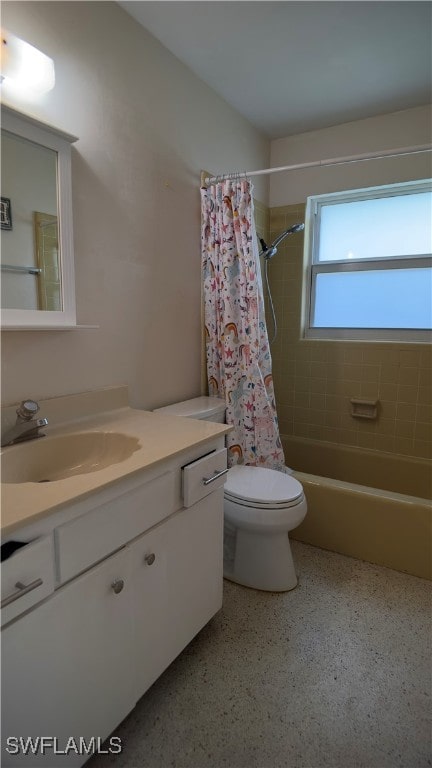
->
[154, 397, 307, 592]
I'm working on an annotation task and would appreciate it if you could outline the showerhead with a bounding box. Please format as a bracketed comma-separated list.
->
[261, 222, 304, 260]
[288, 223, 305, 234]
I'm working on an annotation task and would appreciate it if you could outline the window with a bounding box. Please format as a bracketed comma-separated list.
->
[304, 180, 432, 341]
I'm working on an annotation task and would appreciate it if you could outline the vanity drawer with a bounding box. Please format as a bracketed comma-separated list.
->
[182, 448, 228, 507]
[1, 535, 55, 627]
[55, 469, 179, 584]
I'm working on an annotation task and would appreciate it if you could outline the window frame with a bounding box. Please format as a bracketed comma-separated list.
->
[303, 179, 432, 342]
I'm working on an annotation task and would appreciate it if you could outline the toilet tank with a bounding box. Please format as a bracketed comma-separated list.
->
[154, 396, 226, 423]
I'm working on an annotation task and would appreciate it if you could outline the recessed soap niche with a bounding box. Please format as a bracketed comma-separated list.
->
[350, 399, 379, 420]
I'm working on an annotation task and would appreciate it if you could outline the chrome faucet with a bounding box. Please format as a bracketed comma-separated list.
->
[1, 400, 48, 447]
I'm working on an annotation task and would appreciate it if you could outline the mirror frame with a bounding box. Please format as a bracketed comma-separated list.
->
[1, 106, 78, 329]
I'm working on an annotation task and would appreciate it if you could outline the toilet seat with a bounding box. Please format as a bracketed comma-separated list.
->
[224, 465, 304, 509]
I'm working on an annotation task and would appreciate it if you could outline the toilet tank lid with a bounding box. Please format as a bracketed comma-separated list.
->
[154, 396, 226, 420]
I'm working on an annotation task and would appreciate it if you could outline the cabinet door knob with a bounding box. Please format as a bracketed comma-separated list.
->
[144, 553, 156, 566]
[111, 578, 124, 594]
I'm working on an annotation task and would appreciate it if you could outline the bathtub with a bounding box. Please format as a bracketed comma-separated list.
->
[282, 435, 432, 580]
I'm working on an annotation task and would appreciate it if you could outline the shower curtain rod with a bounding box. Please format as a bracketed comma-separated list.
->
[202, 143, 432, 186]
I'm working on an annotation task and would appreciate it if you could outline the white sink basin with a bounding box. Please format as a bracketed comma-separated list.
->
[1, 431, 141, 484]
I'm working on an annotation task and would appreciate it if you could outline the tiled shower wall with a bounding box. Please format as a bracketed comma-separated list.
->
[265, 203, 432, 461]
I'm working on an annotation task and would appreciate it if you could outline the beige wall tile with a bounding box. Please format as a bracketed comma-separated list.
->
[420, 347, 432, 368]
[293, 422, 310, 438]
[395, 420, 415, 439]
[339, 429, 359, 446]
[379, 401, 397, 419]
[293, 406, 310, 423]
[360, 382, 379, 399]
[397, 385, 418, 403]
[294, 375, 311, 392]
[418, 386, 432, 405]
[376, 418, 396, 436]
[365, 346, 399, 365]
[308, 425, 326, 441]
[362, 365, 380, 382]
[398, 367, 420, 386]
[310, 361, 327, 379]
[325, 411, 341, 428]
[326, 345, 345, 363]
[342, 363, 363, 380]
[309, 409, 327, 426]
[309, 344, 328, 362]
[295, 361, 312, 378]
[294, 391, 311, 408]
[396, 403, 417, 421]
[269, 214, 287, 231]
[412, 440, 432, 459]
[342, 380, 362, 398]
[414, 422, 432, 442]
[394, 437, 415, 456]
[416, 404, 432, 423]
[310, 378, 326, 393]
[320, 427, 340, 443]
[379, 382, 398, 401]
[419, 368, 432, 388]
[326, 378, 345, 395]
[309, 392, 326, 410]
[295, 345, 312, 362]
[399, 349, 421, 367]
[357, 431, 377, 449]
[356, 418, 377, 433]
[374, 434, 396, 453]
[325, 394, 345, 411]
[380, 364, 399, 383]
[340, 413, 359, 431]
[343, 346, 364, 364]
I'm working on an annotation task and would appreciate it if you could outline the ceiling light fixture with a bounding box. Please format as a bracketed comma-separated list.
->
[1, 28, 55, 98]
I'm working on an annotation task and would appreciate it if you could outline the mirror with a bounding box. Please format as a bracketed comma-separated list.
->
[1, 106, 78, 328]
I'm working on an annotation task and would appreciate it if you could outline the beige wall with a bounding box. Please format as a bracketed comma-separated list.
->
[1, 1, 269, 408]
[270, 105, 431, 206]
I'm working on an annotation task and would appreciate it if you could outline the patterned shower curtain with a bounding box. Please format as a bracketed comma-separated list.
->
[201, 178, 286, 470]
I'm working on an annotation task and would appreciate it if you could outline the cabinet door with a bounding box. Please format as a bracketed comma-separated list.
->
[129, 487, 224, 697]
[2, 548, 135, 767]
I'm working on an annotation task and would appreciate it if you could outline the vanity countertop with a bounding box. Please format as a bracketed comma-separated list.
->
[1, 406, 231, 536]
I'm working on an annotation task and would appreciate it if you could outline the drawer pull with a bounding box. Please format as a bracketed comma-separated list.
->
[111, 578, 124, 594]
[202, 467, 229, 486]
[1, 578, 43, 608]
[144, 553, 156, 566]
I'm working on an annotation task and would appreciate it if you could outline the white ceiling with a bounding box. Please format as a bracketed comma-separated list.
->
[119, 1, 431, 139]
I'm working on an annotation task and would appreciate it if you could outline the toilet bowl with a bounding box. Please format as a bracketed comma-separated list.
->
[224, 464, 307, 591]
[154, 397, 307, 592]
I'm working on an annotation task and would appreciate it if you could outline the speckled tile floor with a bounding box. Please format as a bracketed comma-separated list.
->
[89, 542, 432, 768]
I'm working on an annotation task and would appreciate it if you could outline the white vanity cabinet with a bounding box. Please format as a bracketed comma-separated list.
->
[129, 487, 224, 697]
[1, 440, 227, 767]
[2, 547, 135, 767]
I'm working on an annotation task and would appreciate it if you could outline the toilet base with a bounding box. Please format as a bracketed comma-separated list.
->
[223, 528, 298, 592]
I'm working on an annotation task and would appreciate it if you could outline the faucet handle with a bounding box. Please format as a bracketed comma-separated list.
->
[16, 400, 40, 420]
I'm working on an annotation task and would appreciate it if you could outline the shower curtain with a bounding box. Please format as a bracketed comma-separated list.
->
[201, 178, 285, 470]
